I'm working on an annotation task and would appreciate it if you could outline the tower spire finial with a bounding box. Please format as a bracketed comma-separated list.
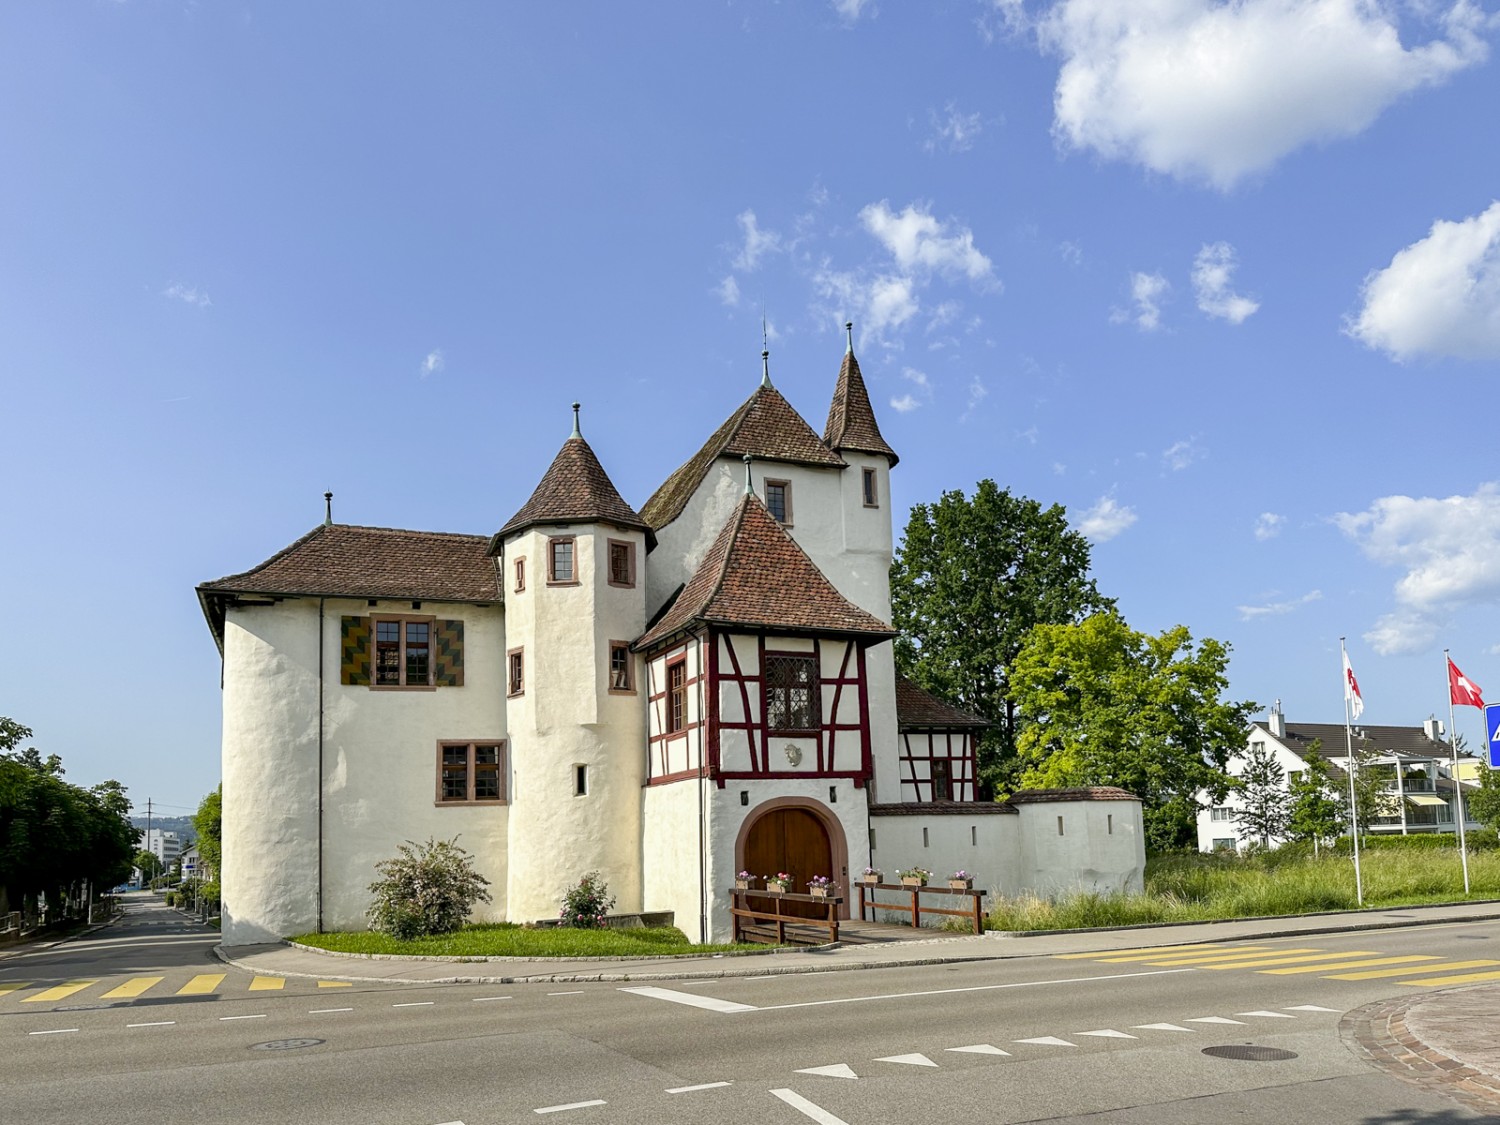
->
[761, 314, 771, 388]
[323, 491, 333, 526]
[845, 320, 854, 354]
[571, 401, 582, 438]
[743, 453, 754, 495]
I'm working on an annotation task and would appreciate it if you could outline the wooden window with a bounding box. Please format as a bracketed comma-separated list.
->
[764, 479, 791, 524]
[373, 616, 433, 687]
[514, 557, 525, 593]
[548, 536, 576, 584]
[507, 647, 525, 696]
[437, 741, 506, 804]
[764, 654, 819, 732]
[608, 642, 634, 692]
[862, 467, 878, 507]
[930, 758, 953, 801]
[607, 539, 635, 588]
[666, 658, 687, 734]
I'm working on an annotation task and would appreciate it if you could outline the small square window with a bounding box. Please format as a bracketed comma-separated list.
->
[764, 654, 819, 732]
[608, 642, 634, 692]
[862, 467, 878, 508]
[548, 537, 576, 584]
[607, 540, 635, 588]
[764, 479, 791, 524]
[508, 648, 525, 696]
[373, 616, 434, 687]
[930, 758, 953, 802]
[436, 740, 507, 804]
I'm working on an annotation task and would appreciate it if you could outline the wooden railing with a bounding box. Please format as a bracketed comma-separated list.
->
[855, 881, 988, 934]
[730, 889, 842, 946]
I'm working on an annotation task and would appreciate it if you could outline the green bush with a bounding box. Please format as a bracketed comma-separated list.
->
[197, 881, 221, 911]
[559, 871, 616, 929]
[366, 837, 491, 940]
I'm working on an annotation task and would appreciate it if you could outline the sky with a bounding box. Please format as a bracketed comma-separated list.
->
[4, 1, 1500, 814]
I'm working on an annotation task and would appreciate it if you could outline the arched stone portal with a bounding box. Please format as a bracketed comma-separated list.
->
[737, 798, 850, 919]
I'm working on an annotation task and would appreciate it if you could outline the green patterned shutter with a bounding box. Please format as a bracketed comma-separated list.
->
[340, 616, 371, 685]
[434, 619, 465, 687]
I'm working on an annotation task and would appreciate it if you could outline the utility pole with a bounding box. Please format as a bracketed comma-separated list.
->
[144, 798, 153, 888]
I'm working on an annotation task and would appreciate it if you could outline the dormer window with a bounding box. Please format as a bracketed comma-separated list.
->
[765, 480, 791, 525]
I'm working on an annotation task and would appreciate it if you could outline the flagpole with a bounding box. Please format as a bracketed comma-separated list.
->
[1445, 649, 1472, 895]
[1342, 638, 1364, 907]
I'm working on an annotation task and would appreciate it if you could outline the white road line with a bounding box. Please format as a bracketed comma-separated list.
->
[796, 1063, 859, 1080]
[472, 996, 512, 1002]
[1134, 1023, 1192, 1032]
[128, 1021, 175, 1028]
[219, 1014, 266, 1021]
[28, 1028, 78, 1036]
[1286, 1005, 1340, 1012]
[1186, 1016, 1245, 1025]
[752, 969, 1193, 1013]
[619, 986, 758, 1013]
[666, 1081, 733, 1093]
[394, 1002, 435, 1008]
[548, 991, 585, 997]
[309, 1008, 353, 1014]
[534, 1100, 606, 1114]
[770, 1088, 852, 1125]
[1238, 1010, 1297, 1019]
[1077, 1029, 1137, 1039]
[946, 1044, 1011, 1056]
[1014, 1036, 1075, 1047]
[874, 1052, 938, 1067]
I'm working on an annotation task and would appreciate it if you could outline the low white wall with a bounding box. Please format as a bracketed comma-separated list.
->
[642, 779, 709, 941]
[1014, 799, 1145, 897]
[869, 812, 1016, 925]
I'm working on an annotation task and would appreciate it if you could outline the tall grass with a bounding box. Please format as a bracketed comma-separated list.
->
[985, 845, 1500, 932]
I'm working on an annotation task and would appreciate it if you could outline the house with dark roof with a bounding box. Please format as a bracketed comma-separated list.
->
[1198, 701, 1483, 852]
[199, 328, 1144, 945]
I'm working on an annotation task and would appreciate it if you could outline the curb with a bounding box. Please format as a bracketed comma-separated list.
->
[281, 938, 811, 963]
[1342, 985, 1500, 1115]
[991, 902, 1500, 941]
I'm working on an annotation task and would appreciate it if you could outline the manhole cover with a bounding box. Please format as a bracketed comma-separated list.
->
[252, 1038, 324, 1051]
[1202, 1045, 1298, 1062]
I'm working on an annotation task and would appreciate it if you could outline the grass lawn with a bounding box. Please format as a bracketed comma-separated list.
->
[289, 923, 761, 958]
[986, 844, 1500, 932]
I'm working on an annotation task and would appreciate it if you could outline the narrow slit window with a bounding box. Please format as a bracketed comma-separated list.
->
[666, 659, 687, 733]
[514, 557, 525, 593]
[508, 649, 525, 696]
[609, 643, 633, 692]
[574, 764, 588, 796]
[862, 467, 878, 507]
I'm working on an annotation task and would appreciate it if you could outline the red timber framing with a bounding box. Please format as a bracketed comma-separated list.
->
[712, 629, 872, 788]
[899, 728, 977, 802]
[644, 634, 706, 785]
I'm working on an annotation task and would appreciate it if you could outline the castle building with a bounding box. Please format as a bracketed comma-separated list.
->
[198, 330, 1144, 945]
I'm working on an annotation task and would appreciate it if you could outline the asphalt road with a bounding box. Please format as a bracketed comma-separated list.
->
[2, 897, 1496, 1124]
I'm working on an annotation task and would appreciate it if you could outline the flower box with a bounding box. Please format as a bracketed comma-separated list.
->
[810, 886, 831, 899]
[735, 878, 753, 890]
[901, 876, 927, 887]
[765, 881, 789, 894]
[860, 873, 881, 885]
[948, 878, 973, 890]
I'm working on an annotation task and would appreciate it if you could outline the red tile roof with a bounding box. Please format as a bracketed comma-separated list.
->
[823, 349, 898, 466]
[494, 435, 649, 547]
[895, 675, 989, 729]
[1003, 787, 1140, 803]
[640, 383, 845, 530]
[634, 492, 894, 649]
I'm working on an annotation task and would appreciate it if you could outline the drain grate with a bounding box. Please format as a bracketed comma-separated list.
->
[252, 1038, 325, 1051]
[1202, 1045, 1298, 1062]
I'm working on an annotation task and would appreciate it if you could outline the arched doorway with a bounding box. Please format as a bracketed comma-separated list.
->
[739, 800, 847, 919]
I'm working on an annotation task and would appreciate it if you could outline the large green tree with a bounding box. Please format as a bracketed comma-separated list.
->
[1008, 612, 1256, 851]
[1287, 743, 1346, 848]
[891, 481, 1113, 793]
[193, 785, 222, 878]
[1234, 740, 1289, 848]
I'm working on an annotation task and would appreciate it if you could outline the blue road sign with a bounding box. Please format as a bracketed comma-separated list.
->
[1487, 703, 1500, 768]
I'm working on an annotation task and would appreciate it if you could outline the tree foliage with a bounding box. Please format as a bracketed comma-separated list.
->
[1234, 741, 1288, 847]
[366, 836, 491, 940]
[891, 481, 1113, 792]
[1009, 612, 1256, 852]
[1466, 762, 1500, 832]
[1346, 736, 1395, 836]
[1287, 743, 1346, 845]
[134, 850, 163, 883]
[193, 785, 222, 877]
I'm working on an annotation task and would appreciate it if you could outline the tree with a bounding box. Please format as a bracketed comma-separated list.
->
[891, 481, 1114, 793]
[135, 850, 163, 883]
[1466, 761, 1500, 831]
[1347, 736, 1394, 839]
[1235, 740, 1289, 847]
[1008, 612, 1257, 852]
[1287, 742, 1346, 848]
[193, 785, 222, 878]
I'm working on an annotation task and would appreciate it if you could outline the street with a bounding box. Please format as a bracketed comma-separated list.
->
[1, 896, 1496, 1124]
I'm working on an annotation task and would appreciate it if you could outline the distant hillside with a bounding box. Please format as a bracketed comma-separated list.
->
[129, 814, 198, 847]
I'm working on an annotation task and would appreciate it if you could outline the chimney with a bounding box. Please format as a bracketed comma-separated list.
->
[1268, 699, 1286, 739]
[1423, 716, 1445, 743]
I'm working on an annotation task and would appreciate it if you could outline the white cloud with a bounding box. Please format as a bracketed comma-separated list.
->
[1032, 0, 1493, 189]
[1347, 200, 1500, 360]
[1237, 589, 1322, 621]
[1334, 482, 1500, 654]
[902, 367, 931, 391]
[163, 283, 211, 308]
[420, 349, 444, 378]
[926, 102, 984, 153]
[715, 275, 741, 307]
[1077, 495, 1137, 541]
[833, 0, 875, 23]
[1162, 437, 1202, 471]
[733, 210, 781, 272]
[890, 394, 921, 413]
[1193, 242, 1260, 323]
[1058, 239, 1083, 266]
[1254, 512, 1285, 540]
[1112, 271, 1168, 331]
[961, 374, 989, 421]
[1052, 461, 1068, 475]
[859, 201, 995, 283]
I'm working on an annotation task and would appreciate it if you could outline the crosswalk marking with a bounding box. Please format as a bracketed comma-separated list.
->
[0, 981, 32, 996]
[1198, 951, 1388, 970]
[177, 974, 225, 995]
[101, 976, 163, 999]
[1145, 947, 1324, 966]
[1055, 943, 1215, 960]
[248, 977, 285, 991]
[1401, 968, 1500, 986]
[1091, 945, 1275, 964]
[317, 980, 351, 988]
[22, 980, 97, 1003]
[1259, 956, 1438, 976]
[1326, 959, 1500, 981]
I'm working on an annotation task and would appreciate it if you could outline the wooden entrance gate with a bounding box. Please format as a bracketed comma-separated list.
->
[741, 807, 833, 919]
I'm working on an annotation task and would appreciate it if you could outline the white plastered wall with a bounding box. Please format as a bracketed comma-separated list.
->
[1015, 799, 1146, 896]
[868, 812, 1017, 924]
[641, 777, 711, 942]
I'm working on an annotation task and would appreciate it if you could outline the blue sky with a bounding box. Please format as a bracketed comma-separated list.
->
[4, 2, 1500, 813]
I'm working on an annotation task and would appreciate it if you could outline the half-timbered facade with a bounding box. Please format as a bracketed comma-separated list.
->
[200, 331, 1145, 946]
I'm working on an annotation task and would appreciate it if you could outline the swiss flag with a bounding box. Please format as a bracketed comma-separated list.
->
[1449, 658, 1486, 709]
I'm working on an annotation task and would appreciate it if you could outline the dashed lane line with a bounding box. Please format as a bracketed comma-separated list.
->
[127, 1021, 175, 1028]
[666, 1082, 733, 1093]
[770, 1088, 852, 1125]
[533, 1100, 606, 1114]
[548, 991, 585, 997]
[308, 1008, 353, 1014]
[393, 1002, 434, 1008]
[472, 996, 512, 1002]
[28, 1028, 78, 1035]
[219, 1014, 265, 1021]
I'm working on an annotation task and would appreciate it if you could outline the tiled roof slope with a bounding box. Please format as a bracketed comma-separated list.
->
[639, 383, 845, 530]
[199, 523, 501, 602]
[1259, 722, 1457, 761]
[634, 491, 894, 649]
[823, 350, 898, 466]
[493, 435, 650, 548]
[895, 674, 988, 728]
[1004, 787, 1140, 803]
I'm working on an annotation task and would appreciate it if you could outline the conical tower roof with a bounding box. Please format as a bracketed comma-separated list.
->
[491, 422, 649, 552]
[823, 343, 898, 467]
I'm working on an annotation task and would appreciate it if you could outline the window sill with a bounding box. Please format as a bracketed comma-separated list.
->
[370, 685, 438, 692]
[608, 687, 638, 696]
[507, 689, 525, 699]
[434, 799, 509, 807]
[546, 580, 581, 588]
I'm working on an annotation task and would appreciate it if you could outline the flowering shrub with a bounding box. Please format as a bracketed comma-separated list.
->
[560, 871, 616, 929]
[737, 870, 754, 881]
[807, 875, 834, 890]
[765, 871, 792, 889]
[367, 837, 492, 939]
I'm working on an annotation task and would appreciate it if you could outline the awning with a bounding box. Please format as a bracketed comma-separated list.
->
[1406, 794, 1447, 806]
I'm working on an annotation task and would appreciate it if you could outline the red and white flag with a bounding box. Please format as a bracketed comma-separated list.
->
[1343, 649, 1364, 720]
[1449, 658, 1485, 709]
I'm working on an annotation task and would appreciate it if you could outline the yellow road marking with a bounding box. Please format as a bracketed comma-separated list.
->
[248, 977, 285, 991]
[1055, 943, 1222, 960]
[1198, 951, 1390, 970]
[1136, 947, 1324, 967]
[176, 974, 225, 995]
[1401, 969, 1500, 986]
[0, 981, 32, 996]
[1326, 960, 1500, 981]
[1256, 956, 1438, 976]
[1092, 946, 1280, 964]
[317, 981, 351, 988]
[101, 976, 164, 999]
[22, 980, 98, 1003]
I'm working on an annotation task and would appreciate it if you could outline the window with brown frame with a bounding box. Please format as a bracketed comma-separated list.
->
[764, 654, 819, 732]
[764, 479, 791, 524]
[437, 741, 506, 804]
[548, 536, 576, 584]
[607, 539, 635, 587]
[507, 648, 525, 696]
[862, 467, 878, 508]
[514, 557, 525, 593]
[930, 758, 953, 801]
[608, 642, 633, 692]
[374, 617, 432, 687]
[666, 658, 687, 734]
